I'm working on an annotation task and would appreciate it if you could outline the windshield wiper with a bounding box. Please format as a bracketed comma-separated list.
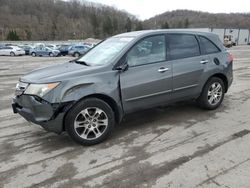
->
[70, 60, 90, 66]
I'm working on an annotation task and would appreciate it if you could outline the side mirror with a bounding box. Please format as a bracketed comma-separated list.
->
[116, 63, 128, 72]
[115, 55, 129, 72]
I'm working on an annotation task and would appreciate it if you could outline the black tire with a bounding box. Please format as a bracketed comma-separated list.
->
[197, 77, 225, 110]
[65, 98, 115, 145]
[10, 52, 15, 56]
[73, 52, 80, 57]
[31, 52, 36, 57]
[49, 52, 54, 57]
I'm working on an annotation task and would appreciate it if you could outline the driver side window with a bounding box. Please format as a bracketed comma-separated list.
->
[127, 35, 166, 67]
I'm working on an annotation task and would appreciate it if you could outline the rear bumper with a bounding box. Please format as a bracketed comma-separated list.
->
[12, 95, 73, 134]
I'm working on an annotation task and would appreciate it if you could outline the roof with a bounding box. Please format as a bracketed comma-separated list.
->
[114, 29, 214, 38]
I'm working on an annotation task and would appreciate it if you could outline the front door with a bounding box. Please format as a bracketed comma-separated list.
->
[120, 35, 172, 113]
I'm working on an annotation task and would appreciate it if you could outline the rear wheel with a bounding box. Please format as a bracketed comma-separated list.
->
[197, 77, 225, 110]
[10, 52, 15, 56]
[49, 52, 54, 57]
[65, 98, 115, 145]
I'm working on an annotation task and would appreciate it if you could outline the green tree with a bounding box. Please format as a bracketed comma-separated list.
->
[135, 21, 143, 31]
[176, 20, 183, 28]
[112, 17, 118, 34]
[25, 29, 32, 40]
[161, 21, 170, 29]
[91, 13, 100, 37]
[102, 16, 113, 36]
[125, 18, 132, 32]
[184, 18, 189, 28]
[6, 30, 20, 41]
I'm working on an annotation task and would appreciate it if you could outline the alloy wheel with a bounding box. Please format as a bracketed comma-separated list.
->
[74, 107, 108, 140]
[207, 82, 223, 105]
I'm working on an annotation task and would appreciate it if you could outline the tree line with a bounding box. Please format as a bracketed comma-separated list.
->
[0, 0, 143, 41]
[1, 1, 250, 41]
[144, 10, 250, 30]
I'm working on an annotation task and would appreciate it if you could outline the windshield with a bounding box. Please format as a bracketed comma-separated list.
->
[78, 37, 134, 66]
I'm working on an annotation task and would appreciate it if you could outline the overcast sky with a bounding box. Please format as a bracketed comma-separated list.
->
[88, 0, 250, 20]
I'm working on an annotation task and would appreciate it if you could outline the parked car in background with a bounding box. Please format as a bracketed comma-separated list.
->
[18, 45, 33, 55]
[12, 30, 233, 145]
[46, 44, 58, 50]
[68, 45, 90, 57]
[34, 43, 45, 48]
[0, 46, 25, 56]
[30, 47, 60, 57]
[83, 43, 96, 48]
[58, 44, 71, 56]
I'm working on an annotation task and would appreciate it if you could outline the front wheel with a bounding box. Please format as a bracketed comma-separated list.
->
[197, 77, 225, 110]
[31, 52, 36, 57]
[49, 52, 54, 57]
[73, 52, 80, 57]
[65, 98, 115, 145]
[10, 52, 15, 56]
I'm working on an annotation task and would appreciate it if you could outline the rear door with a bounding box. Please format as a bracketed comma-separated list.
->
[167, 34, 210, 100]
[120, 35, 172, 113]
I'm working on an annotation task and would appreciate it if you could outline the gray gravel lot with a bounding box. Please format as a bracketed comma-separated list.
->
[0, 46, 250, 188]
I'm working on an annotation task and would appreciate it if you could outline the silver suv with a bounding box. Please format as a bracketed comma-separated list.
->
[12, 30, 233, 145]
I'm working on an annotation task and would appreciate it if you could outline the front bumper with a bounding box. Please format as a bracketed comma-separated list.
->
[16, 51, 25, 55]
[12, 95, 73, 134]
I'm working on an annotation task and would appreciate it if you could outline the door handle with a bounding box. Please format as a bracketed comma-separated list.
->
[158, 67, 169, 73]
[200, 60, 209, 64]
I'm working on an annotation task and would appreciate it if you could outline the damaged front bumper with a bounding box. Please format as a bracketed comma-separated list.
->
[12, 95, 73, 134]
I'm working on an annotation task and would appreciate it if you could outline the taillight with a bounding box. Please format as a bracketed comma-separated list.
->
[228, 53, 234, 63]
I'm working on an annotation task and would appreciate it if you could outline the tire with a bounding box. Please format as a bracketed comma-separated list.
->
[10, 52, 15, 56]
[73, 52, 80, 57]
[197, 77, 225, 110]
[65, 98, 115, 145]
[49, 52, 54, 57]
[31, 52, 36, 57]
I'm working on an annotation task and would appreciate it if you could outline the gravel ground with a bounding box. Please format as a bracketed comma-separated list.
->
[0, 46, 250, 188]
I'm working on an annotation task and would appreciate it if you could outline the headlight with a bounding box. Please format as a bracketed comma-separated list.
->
[24, 82, 60, 97]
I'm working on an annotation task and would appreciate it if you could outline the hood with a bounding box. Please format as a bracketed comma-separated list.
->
[20, 62, 102, 83]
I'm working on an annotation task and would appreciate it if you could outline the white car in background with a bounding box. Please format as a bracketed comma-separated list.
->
[0, 46, 25, 56]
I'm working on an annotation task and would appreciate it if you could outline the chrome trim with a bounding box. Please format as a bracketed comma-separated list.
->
[200, 60, 209, 64]
[173, 84, 198, 92]
[125, 89, 172, 102]
[158, 67, 169, 73]
[15, 82, 29, 96]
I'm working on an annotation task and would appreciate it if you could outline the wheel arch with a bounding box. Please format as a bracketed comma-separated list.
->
[63, 93, 123, 131]
[205, 73, 229, 93]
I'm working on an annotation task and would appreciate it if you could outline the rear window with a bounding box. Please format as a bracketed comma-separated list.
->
[199, 36, 220, 54]
[168, 34, 200, 60]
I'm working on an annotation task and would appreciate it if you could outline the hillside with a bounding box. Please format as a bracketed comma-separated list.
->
[0, 0, 141, 40]
[1, 1, 250, 41]
[143, 10, 250, 29]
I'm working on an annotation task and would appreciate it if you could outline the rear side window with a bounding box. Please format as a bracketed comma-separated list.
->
[167, 34, 200, 60]
[199, 36, 220, 54]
